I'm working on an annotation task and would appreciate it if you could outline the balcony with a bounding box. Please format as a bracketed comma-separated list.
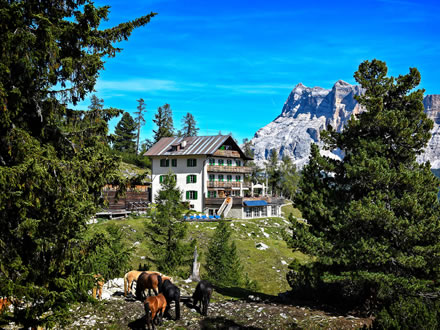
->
[205, 197, 243, 206]
[213, 150, 241, 158]
[207, 181, 250, 188]
[207, 165, 252, 174]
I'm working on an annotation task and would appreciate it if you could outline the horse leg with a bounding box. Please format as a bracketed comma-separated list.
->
[153, 288, 158, 296]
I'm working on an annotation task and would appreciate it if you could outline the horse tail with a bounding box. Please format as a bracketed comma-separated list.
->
[123, 272, 128, 297]
[157, 275, 163, 293]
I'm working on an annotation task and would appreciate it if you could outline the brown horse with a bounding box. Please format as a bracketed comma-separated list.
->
[92, 274, 104, 300]
[144, 293, 167, 330]
[124, 270, 161, 297]
[0, 297, 11, 312]
[135, 273, 173, 300]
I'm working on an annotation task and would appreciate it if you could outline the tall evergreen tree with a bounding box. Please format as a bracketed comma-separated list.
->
[153, 103, 174, 142]
[280, 155, 299, 200]
[145, 173, 195, 275]
[134, 98, 146, 154]
[113, 112, 137, 153]
[266, 149, 281, 195]
[180, 112, 199, 137]
[205, 221, 244, 287]
[286, 59, 440, 309]
[0, 0, 155, 326]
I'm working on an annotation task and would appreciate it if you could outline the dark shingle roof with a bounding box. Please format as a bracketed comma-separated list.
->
[144, 135, 252, 160]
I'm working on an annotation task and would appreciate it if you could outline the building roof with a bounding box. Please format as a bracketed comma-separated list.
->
[144, 135, 252, 160]
[244, 200, 268, 206]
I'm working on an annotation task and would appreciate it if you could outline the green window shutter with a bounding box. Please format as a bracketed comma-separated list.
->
[159, 175, 163, 183]
[166, 159, 169, 167]
[193, 175, 197, 183]
[187, 159, 190, 167]
[186, 191, 189, 199]
[187, 175, 190, 183]
[172, 159, 177, 167]
[194, 191, 198, 199]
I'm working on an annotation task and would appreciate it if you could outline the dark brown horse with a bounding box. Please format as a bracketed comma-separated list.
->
[136, 273, 172, 300]
[192, 280, 213, 316]
[144, 293, 167, 330]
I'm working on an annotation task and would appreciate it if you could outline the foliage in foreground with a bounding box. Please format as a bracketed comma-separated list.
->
[0, 1, 155, 327]
[144, 173, 195, 276]
[286, 59, 440, 312]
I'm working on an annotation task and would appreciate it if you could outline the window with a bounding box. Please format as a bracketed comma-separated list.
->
[218, 159, 224, 166]
[160, 159, 169, 167]
[159, 175, 176, 183]
[171, 159, 177, 167]
[232, 190, 240, 196]
[208, 191, 217, 198]
[209, 174, 215, 182]
[236, 160, 241, 166]
[227, 175, 232, 182]
[209, 158, 215, 165]
[186, 175, 197, 183]
[235, 175, 241, 182]
[253, 207, 260, 217]
[271, 206, 277, 216]
[227, 159, 232, 166]
[186, 191, 198, 200]
[187, 158, 197, 167]
[245, 208, 252, 218]
[262, 207, 267, 217]
[218, 175, 224, 182]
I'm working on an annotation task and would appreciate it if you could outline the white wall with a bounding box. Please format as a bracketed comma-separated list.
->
[151, 155, 207, 212]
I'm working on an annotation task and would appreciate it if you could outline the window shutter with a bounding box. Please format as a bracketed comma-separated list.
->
[187, 159, 190, 167]
[159, 175, 163, 183]
[194, 191, 198, 199]
[186, 191, 189, 199]
[187, 175, 190, 183]
[193, 175, 197, 183]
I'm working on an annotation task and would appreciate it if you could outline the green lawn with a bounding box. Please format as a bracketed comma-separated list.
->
[90, 209, 307, 296]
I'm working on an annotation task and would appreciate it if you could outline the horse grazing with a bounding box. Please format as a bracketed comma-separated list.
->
[124, 270, 161, 297]
[161, 279, 181, 320]
[192, 280, 213, 316]
[136, 273, 172, 300]
[92, 274, 104, 300]
[144, 293, 167, 330]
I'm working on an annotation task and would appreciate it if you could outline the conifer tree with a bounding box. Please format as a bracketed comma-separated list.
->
[280, 155, 299, 200]
[153, 103, 174, 142]
[113, 112, 137, 153]
[286, 59, 440, 309]
[134, 98, 146, 154]
[266, 149, 281, 195]
[180, 112, 199, 137]
[205, 221, 244, 286]
[0, 1, 155, 326]
[145, 173, 195, 275]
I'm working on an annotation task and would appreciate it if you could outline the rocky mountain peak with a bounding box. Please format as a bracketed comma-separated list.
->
[250, 81, 440, 169]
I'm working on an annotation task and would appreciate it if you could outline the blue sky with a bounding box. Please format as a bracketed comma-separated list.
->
[75, 0, 440, 144]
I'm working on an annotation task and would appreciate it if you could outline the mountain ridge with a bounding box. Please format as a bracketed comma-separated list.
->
[250, 81, 440, 169]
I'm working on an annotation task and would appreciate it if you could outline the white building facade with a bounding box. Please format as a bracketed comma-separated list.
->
[145, 135, 281, 218]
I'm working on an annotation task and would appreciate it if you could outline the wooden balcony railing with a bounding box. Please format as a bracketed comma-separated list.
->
[207, 165, 252, 174]
[213, 150, 241, 158]
[207, 181, 250, 188]
[205, 197, 243, 205]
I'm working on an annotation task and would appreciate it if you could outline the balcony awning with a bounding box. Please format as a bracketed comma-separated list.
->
[244, 200, 268, 206]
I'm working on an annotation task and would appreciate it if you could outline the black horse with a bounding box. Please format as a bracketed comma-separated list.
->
[192, 280, 213, 316]
[160, 279, 181, 320]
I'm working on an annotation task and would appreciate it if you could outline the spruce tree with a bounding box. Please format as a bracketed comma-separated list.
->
[267, 149, 281, 195]
[280, 155, 299, 200]
[205, 221, 244, 287]
[287, 59, 440, 309]
[145, 173, 195, 275]
[181, 112, 199, 137]
[0, 1, 155, 326]
[153, 103, 174, 142]
[113, 111, 137, 153]
[134, 98, 146, 154]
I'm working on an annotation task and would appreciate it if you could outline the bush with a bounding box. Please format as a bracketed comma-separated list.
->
[372, 296, 440, 330]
